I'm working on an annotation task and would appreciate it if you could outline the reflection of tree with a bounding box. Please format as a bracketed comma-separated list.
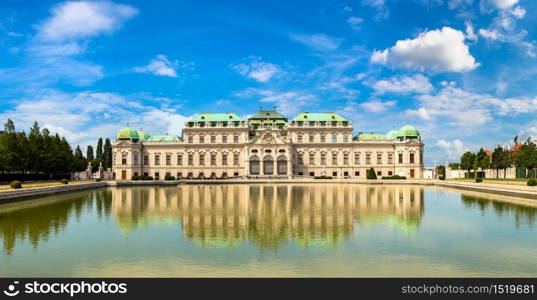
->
[461, 194, 537, 228]
[112, 184, 425, 250]
[0, 189, 110, 255]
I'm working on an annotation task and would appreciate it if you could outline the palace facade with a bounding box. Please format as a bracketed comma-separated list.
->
[112, 109, 424, 179]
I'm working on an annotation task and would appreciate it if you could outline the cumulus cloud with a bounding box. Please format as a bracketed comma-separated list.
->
[372, 74, 433, 94]
[37, 1, 138, 42]
[486, 0, 518, 10]
[232, 57, 283, 83]
[134, 55, 180, 77]
[370, 27, 479, 73]
[360, 99, 396, 112]
[436, 139, 467, 160]
[290, 33, 342, 51]
[408, 85, 537, 125]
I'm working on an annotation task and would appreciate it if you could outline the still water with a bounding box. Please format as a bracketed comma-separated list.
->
[0, 184, 536, 277]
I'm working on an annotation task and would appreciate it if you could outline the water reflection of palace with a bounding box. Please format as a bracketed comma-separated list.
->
[111, 184, 425, 249]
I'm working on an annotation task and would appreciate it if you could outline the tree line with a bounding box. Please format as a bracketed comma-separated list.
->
[458, 137, 537, 178]
[0, 119, 113, 180]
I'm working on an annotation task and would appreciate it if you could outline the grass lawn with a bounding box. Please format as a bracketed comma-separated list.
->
[0, 180, 95, 191]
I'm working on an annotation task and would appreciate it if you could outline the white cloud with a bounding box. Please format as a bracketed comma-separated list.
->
[290, 33, 342, 51]
[347, 17, 364, 30]
[465, 22, 478, 41]
[134, 55, 180, 77]
[362, 0, 389, 19]
[448, 0, 473, 9]
[409, 85, 537, 126]
[360, 99, 396, 112]
[436, 139, 467, 160]
[235, 88, 317, 116]
[370, 27, 479, 73]
[479, 28, 499, 40]
[372, 74, 433, 94]
[232, 57, 282, 83]
[141, 109, 189, 136]
[487, 0, 518, 10]
[510, 6, 525, 18]
[37, 1, 138, 42]
[343, 6, 353, 12]
[405, 107, 432, 121]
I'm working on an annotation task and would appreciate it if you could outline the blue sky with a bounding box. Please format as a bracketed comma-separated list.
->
[1, 0, 537, 166]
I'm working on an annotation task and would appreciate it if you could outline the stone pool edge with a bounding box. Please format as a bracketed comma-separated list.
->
[2, 179, 537, 203]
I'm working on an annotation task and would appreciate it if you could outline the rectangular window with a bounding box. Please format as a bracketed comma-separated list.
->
[343, 135, 349, 143]
[309, 134, 314, 143]
[388, 171, 393, 176]
[343, 153, 349, 165]
[177, 154, 183, 166]
[154, 172, 160, 180]
[332, 153, 337, 165]
[377, 153, 382, 165]
[320, 135, 326, 143]
[354, 152, 360, 165]
[321, 153, 326, 165]
[133, 153, 138, 165]
[188, 154, 193, 166]
[388, 153, 393, 164]
[211, 136, 216, 143]
[332, 135, 337, 143]
[155, 155, 160, 166]
[377, 171, 382, 176]
[366, 153, 371, 165]
[199, 136, 205, 143]
[354, 171, 360, 176]
[143, 155, 149, 166]
[199, 154, 205, 166]
[177, 172, 182, 178]
[166, 154, 171, 166]
[122, 154, 127, 165]
[233, 153, 239, 166]
[297, 134, 303, 143]
[188, 135, 193, 143]
[222, 136, 227, 143]
[332, 171, 337, 177]
[309, 172, 315, 177]
[234, 135, 239, 143]
[309, 152, 315, 165]
[298, 154, 304, 165]
[211, 154, 216, 166]
[399, 153, 403, 164]
[410, 153, 415, 164]
[222, 154, 228, 166]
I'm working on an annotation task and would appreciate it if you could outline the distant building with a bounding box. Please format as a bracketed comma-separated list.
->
[112, 109, 424, 180]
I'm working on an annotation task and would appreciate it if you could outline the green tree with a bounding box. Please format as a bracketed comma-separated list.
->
[96, 138, 103, 160]
[103, 138, 112, 169]
[476, 148, 490, 177]
[516, 142, 537, 178]
[367, 168, 377, 179]
[491, 146, 504, 178]
[86, 145, 94, 161]
[460, 151, 475, 178]
[448, 163, 460, 170]
[73, 145, 87, 171]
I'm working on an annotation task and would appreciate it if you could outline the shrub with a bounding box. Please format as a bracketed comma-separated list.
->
[528, 179, 537, 186]
[142, 176, 153, 180]
[60, 178, 69, 185]
[381, 175, 406, 180]
[165, 175, 176, 181]
[131, 175, 140, 180]
[314, 176, 333, 179]
[95, 178, 102, 182]
[475, 177, 483, 183]
[10, 180, 22, 189]
[367, 168, 377, 180]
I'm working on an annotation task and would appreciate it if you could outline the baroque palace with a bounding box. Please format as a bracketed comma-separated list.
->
[112, 109, 424, 180]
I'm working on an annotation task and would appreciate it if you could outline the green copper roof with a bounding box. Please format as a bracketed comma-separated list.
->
[146, 134, 181, 142]
[386, 130, 399, 140]
[117, 127, 139, 139]
[292, 112, 347, 121]
[398, 125, 420, 137]
[249, 110, 287, 120]
[137, 130, 151, 141]
[356, 133, 387, 141]
[189, 113, 241, 122]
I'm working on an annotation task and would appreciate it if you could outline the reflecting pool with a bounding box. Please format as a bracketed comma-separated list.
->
[1, 184, 536, 277]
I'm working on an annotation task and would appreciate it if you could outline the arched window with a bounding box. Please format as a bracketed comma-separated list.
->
[250, 155, 260, 175]
[263, 155, 274, 175]
[277, 155, 287, 175]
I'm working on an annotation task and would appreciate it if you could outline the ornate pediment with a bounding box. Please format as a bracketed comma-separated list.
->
[249, 131, 289, 145]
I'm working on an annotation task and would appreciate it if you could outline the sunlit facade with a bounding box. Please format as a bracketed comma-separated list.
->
[112, 109, 424, 180]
